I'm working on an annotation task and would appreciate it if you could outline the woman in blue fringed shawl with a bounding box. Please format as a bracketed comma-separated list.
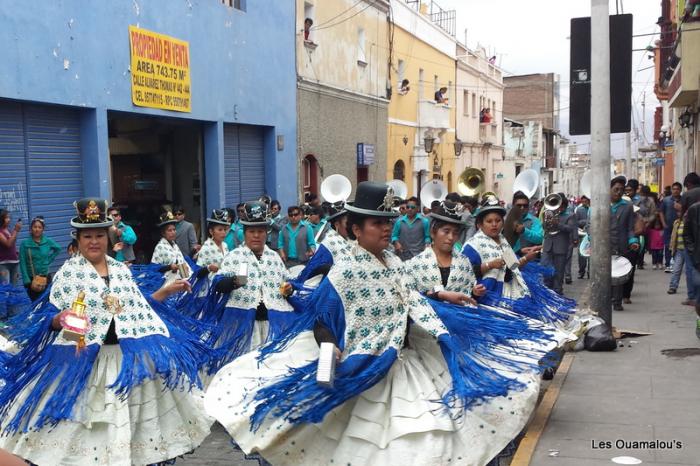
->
[0, 198, 213, 466]
[462, 196, 577, 326]
[204, 182, 555, 466]
[202, 200, 298, 376]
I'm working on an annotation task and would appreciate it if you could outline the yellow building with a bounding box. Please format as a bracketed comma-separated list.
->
[386, 0, 457, 196]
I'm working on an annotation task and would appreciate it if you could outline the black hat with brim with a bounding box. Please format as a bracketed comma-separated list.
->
[70, 198, 114, 229]
[429, 200, 465, 225]
[207, 208, 231, 226]
[240, 201, 272, 227]
[344, 181, 399, 218]
[157, 211, 178, 228]
[474, 196, 507, 221]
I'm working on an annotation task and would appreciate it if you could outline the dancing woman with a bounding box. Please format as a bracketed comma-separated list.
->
[151, 211, 192, 285]
[462, 197, 575, 324]
[204, 182, 552, 466]
[0, 198, 212, 465]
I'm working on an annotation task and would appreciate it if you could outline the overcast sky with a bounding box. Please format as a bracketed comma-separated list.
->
[438, 0, 661, 158]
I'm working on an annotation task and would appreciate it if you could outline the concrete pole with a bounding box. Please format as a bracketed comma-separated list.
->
[590, 0, 612, 325]
[625, 132, 632, 176]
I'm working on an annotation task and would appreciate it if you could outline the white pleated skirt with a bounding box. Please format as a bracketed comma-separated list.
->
[0, 345, 213, 466]
[205, 329, 542, 466]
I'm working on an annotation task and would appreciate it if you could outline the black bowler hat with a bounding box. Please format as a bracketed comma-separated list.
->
[240, 201, 271, 227]
[207, 209, 230, 226]
[327, 204, 347, 222]
[611, 175, 627, 188]
[474, 195, 506, 222]
[429, 200, 465, 225]
[157, 210, 178, 228]
[345, 182, 399, 218]
[70, 198, 113, 229]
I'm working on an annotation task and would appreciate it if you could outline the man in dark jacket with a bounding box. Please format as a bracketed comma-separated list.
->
[541, 196, 576, 295]
[610, 176, 640, 311]
[682, 201, 700, 339]
[661, 182, 682, 271]
[575, 195, 590, 278]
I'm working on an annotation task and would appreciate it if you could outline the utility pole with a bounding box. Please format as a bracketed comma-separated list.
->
[641, 91, 646, 145]
[625, 132, 632, 176]
[590, 0, 612, 326]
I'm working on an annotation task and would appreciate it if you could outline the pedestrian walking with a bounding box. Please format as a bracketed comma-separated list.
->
[0, 198, 213, 465]
[682, 201, 700, 339]
[667, 216, 695, 304]
[18, 216, 61, 302]
[662, 182, 682, 271]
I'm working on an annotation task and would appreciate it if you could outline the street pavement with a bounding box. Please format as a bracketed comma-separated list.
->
[532, 265, 700, 465]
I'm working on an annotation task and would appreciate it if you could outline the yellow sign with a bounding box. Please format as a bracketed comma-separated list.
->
[129, 26, 191, 112]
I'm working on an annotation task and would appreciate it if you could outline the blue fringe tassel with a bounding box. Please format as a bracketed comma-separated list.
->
[204, 306, 255, 375]
[175, 272, 210, 319]
[0, 308, 100, 434]
[288, 245, 333, 290]
[258, 278, 344, 363]
[107, 296, 214, 397]
[130, 263, 166, 296]
[250, 350, 397, 431]
[0, 283, 31, 319]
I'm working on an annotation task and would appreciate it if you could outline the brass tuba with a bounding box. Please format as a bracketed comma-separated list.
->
[457, 168, 485, 197]
[543, 193, 563, 235]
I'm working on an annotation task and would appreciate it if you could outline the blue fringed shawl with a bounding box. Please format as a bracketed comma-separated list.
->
[0, 282, 31, 317]
[250, 261, 553, 431]
[0, 281, 211, 434]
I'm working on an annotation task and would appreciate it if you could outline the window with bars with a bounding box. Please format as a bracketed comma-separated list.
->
[221, 0, 245, 11]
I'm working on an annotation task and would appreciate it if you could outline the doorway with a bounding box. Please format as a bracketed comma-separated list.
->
[108, 114, 204, 262]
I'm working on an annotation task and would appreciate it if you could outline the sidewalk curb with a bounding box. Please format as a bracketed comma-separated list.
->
[510, 352, 576, 466]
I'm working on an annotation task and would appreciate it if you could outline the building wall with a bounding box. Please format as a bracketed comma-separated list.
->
[0, 0, 298, 207]
[298, 86, 388, 196]
[503, 73, 559, 130]
[297, 0, 389, 98]
[386, 0, 456, 196]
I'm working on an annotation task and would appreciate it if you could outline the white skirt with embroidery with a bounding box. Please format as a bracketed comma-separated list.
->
[0, 345, 213, 466]
[205, 329, 542, 466]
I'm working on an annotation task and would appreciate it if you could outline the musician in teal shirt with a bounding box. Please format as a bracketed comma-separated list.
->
[511, 191, 543, 254]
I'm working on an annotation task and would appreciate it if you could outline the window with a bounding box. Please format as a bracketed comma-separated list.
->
[471, 94, 476, 117]
[357, 28, 366, 64]
[393, 160, 406, 181]
[304, 2, 315, 42]
[397, 59, 405, 85]
[434, 75, 439, 94]
[418, 68, 424, 99]
[447, 171, 453, 192]
[491, 100, 496, 120]
[448, 81, 452, 105]
[463, 91, 469, 116]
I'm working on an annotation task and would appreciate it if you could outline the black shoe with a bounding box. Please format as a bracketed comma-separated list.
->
[542, 368, 555, 380]
[578, 273, 585, 279]
[565, 278, 573, 284]
[638, 264, 644, 270]
[667, 288, 677, 294]
[614, 303, 624, 311]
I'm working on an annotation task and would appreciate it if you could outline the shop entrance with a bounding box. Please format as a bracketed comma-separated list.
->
[108, 114, 204, 262]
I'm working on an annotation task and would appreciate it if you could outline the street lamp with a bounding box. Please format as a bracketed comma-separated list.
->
[423, 134, 435, 153]
[454, 138, 463, 158]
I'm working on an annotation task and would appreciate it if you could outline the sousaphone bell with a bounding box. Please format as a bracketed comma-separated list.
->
[420, 179, 447, 209]
[457, 168, 485, 197]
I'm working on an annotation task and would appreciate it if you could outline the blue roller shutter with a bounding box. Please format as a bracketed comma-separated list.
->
[238, 126, 265, 201]
[223, 124, 265, 207]
[0, 101, 29, 228]
[23, 104, 83, 269]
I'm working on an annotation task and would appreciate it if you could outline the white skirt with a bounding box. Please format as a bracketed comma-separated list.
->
[205, 329, 541, 466]
[0, 345, 214, 466]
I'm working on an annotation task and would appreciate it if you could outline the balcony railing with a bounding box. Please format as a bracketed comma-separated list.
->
[418, 100, 451, 130]
[479, 123, 498, 144]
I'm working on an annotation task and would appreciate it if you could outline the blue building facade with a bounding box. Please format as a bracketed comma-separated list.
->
[0, 0, 297, 262]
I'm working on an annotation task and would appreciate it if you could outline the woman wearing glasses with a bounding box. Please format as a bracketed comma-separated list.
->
[19, 217, 61, 302]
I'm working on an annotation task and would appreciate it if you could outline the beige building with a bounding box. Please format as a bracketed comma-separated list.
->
[454, 44, 506, 199]
[297, 0, 390, 200]
[386, 0, 457, 196]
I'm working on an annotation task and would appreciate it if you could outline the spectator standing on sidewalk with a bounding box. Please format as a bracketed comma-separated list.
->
[648, 218, 665, 270]
[107, 207, 137, 264]
[391, 196, 430, 261]
[174, 205, 200, 258]
[18, 217, 61, 302]
[636, 185, 657, 269]
[661, 182, 682, 272]
[681, 200, 700, 339]
[278, 206, 315, 267]
[0, 210, 22, 320]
